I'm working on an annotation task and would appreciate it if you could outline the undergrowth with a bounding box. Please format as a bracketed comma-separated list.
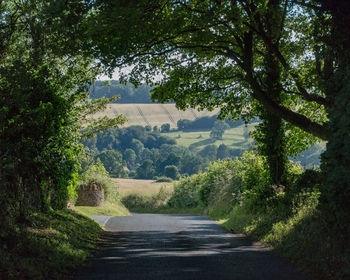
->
[121, 186, 172, 211]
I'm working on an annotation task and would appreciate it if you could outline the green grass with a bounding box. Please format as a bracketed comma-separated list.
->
[207, 199, 350, 280]
[74, 200, 131, 216]
[163, 124, 256, 149]
[0, 209, 102, 280]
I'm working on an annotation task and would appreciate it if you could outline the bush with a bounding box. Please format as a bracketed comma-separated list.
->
[154, 176, 173, 182]
[121, 186, 171, 210]
[167, 175, 202, 208]
[293, 169, 322, 192]
[164, 165, 179, 180]
[79, 159, 120, 203]
[198, 160, 242, 207]
[167, 151, 303, 213]
[121, 193, 149, 209]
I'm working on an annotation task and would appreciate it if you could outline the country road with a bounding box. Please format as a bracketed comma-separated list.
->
[76, 214, 313, 280]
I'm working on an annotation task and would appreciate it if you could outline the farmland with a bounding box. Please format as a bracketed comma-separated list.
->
[112, 178, 174, 197]
[93, 103, 220, 128]
[164, 123, 256, 149]
[93, 102, 258, 149]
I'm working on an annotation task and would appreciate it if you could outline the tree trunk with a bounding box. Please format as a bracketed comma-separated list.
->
[257, 0, 287, 186]
[320, 0, 350, 241]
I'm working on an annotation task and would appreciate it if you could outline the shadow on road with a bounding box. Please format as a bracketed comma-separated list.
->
[75, 214, 313, 280]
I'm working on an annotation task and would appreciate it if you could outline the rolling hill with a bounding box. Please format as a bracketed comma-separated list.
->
[94, 103, 220, 129]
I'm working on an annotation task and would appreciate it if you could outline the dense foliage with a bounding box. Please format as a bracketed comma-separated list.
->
[0, 0, 126, 239]
[167, 155, 348, 279]
[83, 124, 250, 179]
[85, 0, 350, 249]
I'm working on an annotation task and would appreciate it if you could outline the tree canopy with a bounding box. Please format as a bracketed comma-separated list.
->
[85, 0, 350, 237]
[88, 0, 328, 141]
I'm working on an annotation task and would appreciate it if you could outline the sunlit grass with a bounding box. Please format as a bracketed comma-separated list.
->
[207, 198, 349, 279]
[0, 209, 102, 280]
[74, 201, 131, 216]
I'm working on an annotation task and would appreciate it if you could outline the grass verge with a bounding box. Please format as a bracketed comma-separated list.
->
[0, 209, 102, 280]
[73, 201, 131, 217]
[207, 202, 350, 280]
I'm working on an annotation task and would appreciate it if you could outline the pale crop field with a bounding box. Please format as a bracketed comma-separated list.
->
[93, 103, 220, 129]
[112, 178, 174, 197]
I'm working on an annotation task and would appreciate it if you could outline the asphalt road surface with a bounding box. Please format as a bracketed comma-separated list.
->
[76, 214, 313, 280]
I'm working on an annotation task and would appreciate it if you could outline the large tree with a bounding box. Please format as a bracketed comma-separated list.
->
[315, 0, 350, 240]
[87, 0, 328, 185]
[87, 0, 327, 140]
[86, 0, 350, 231]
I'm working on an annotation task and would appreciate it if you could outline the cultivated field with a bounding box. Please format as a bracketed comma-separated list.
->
[164, 123, 257, 149]
[112, 178, 174, 197]
[93, 103, 220, 128]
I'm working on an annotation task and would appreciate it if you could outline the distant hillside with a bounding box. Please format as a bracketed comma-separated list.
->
[91, 80, 154, 103]
[94, 103, 220, 129]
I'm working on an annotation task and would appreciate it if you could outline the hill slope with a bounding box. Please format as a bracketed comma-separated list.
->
[94, 103, 220, 129]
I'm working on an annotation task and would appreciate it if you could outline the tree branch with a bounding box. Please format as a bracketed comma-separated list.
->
[246, 72, 329, 140]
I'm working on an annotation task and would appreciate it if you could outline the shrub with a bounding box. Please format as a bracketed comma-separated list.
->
[121, 186, 171, 210]
[121, 193, 149, 209]
[293, 169, 322, 192]
[167, 175, 202, 208]
[198, 160, 242, 207]
[79, 159, 120, 203]
[154, 176, 173, 182]
[164, 165, 179, 180]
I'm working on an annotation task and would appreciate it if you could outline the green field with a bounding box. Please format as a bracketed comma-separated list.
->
[164, 123, 256, 149]
[94, 102, 257, 152]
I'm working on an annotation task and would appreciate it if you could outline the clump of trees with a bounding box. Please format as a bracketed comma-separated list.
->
[210, 121, 230, 140]
[177, 116, 245, 131]
[83, 124, 247, 179]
